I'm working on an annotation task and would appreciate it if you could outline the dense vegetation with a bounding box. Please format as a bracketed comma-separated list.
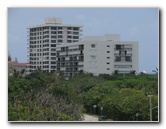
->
[8, 70, 158, 121]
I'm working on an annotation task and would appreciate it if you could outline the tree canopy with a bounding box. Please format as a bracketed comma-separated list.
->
[8, 71, 158, 121]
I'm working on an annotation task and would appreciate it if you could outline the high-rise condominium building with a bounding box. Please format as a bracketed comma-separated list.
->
[27, 18, 138, 77]
[27, 18, 83, 73]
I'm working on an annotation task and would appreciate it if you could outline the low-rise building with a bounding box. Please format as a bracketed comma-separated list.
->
[56, 34, 138, 78]
[8, 61, 29, 76]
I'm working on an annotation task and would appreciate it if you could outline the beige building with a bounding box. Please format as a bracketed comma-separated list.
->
[8, 61, 29, 76]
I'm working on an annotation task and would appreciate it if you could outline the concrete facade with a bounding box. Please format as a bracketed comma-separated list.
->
[56, 42, 84, 77]
[27, 18, 83, 73]
[56, 34, 138, 78]
[27, 18, 138, 77]
[83, 35, 138, 75]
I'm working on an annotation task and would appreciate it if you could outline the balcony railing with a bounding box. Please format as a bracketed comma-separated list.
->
[114, 53, 132, 56]
[114, 48, 132, 51]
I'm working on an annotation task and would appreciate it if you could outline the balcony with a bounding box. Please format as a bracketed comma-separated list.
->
[43, 28, 49, 31]
[124, 48, 132, 51]
[43, 32, 49, 35]
[114, 48, 132, 51]
[67, 29, 73, 32]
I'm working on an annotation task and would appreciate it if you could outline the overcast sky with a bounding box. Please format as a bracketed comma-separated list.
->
[8, 8, 158, 73]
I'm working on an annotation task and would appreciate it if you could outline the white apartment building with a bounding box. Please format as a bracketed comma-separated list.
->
[27, 18, 138, 77]
[84, 34, 139, 75]
[56, 34, 138, 78]
[27, 18, 83, 73]
[56, 42, 84, 77]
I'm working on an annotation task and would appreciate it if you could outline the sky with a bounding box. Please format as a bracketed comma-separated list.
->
[8, 8, 158, 73]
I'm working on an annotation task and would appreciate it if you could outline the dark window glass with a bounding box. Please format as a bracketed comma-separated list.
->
[51, 44, 56, 47]
[91, 44, 95, 48]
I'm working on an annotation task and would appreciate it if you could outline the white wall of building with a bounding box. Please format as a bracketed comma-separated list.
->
[27, 18, 83, 73]
[83, 41, 114, 75]
[83, 35, 138, 75]
[27, 18, 138, 76]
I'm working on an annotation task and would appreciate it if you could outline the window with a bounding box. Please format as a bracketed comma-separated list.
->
[91, 44, 95, 48]
[44, 27, 49, 30]
[51, 27, 57, 30]
[51, 31, 56, 34]
[51, 66, 56, 69]
[107, 51, 110, 53]
[51, 44, 56, 47]
[74, 56, 77, 61]
[69, 57, 73, 61]
[51, 36, 56, 39]
[58, 27, 62, 30]
[119, 51, 121, 55]
[44, 39, 49, 43]
[51, 40, 56, 43]
[125, 56, 132, 62]
[79, 56, 84, 61]
[73, 40, 78, 42]
[51, 48, 56, 51]
[107, 57, 110, 59]
[73, 32, 79, 35]
[107, 68, 110, 70]
[116, 45, 122, 50]
[107, 45, 110, 47]
[51, 53, 56, 56]
[80, 51, 83, 55]
[73, 27, 79, 31]
[115, 56, 121, 62]
[58, 40, 63, 43]
[67, 40, 72, 43]
[91, 55, 96, 60]
[58, 31, 63, 34]
[73, 36, 79, 39]
[107, 62, 110, 64]
[79, 45, 84, 50]
[68, 36, 72, 38]
[58, 35, 63, 38]
[51, 57, 56, 60]
[51, 61, 56, 64]
[61, 47, 65, 51]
